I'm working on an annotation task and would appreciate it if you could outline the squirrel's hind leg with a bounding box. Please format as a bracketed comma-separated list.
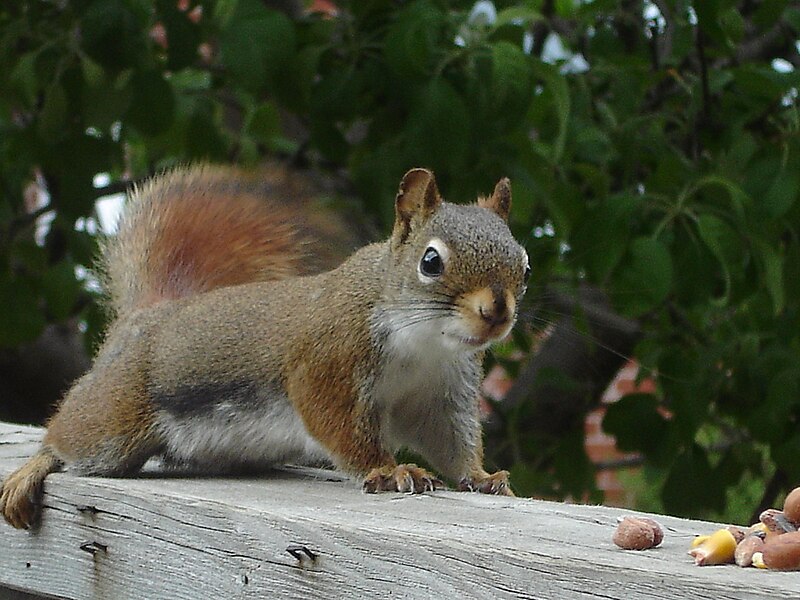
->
[44, 388, 162, 479]
[1, 359, 161, 530]
[1, 420, 159, 530]
[44, 340, 162, 477]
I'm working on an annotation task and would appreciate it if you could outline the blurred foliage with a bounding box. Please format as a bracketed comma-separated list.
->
[1, 0, 799, 520]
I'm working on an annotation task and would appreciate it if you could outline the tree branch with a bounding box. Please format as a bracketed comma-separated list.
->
[6, 204, 52, 243]
[650, 0, 674, 69]
[729, 19, 799, 67]
[749, 469, 789, 526]
[91, 179, 140, 200]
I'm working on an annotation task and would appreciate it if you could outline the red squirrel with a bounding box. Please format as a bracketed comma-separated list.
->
[1, 165, 529, 529]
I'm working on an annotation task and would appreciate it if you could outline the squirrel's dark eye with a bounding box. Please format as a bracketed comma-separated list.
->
[523, 265, 531, 283]
[420, 247, 444, 277]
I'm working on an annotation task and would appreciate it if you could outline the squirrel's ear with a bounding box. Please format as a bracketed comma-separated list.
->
[392, 168, 442, 246]
[479, 177, 512, 222]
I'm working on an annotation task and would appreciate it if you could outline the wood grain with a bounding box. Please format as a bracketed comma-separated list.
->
[0, 422, 797, 599]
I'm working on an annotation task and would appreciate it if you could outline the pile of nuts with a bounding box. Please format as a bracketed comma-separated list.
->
[612, 486, 800, 570]
[690, 486, 800, 570]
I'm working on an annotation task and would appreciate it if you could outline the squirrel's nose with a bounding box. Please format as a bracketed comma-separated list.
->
[479, 301, 508, 327]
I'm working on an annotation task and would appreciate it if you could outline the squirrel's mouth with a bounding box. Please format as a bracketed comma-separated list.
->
[453, 334, 493, 350]
[443, 317, 515, 351]
[458, 320, 515, 349]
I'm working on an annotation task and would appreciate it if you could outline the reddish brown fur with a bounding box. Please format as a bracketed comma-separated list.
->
[281, 246, 394, 474]
[145, 187, 305, 303]
[101, 164, 362, 316]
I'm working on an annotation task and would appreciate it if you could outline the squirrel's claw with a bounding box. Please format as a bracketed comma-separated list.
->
[362, 464, 442, 494]
[458, 470, 515, 496]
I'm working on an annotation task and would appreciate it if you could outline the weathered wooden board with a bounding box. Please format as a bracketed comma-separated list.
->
[0, 422, 798, 599]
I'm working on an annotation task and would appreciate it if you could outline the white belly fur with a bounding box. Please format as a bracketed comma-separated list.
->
[157, 396, 330, 470]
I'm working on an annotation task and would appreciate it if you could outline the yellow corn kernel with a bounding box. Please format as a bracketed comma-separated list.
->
[688, 529, 737, 566]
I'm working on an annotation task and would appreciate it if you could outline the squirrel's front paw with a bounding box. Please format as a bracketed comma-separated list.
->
[0, 470, 43, 530]
[363, 464, 442, 494]
[458, 470, 515, 496]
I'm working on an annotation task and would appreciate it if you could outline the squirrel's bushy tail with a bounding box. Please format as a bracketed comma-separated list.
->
[99, 164, 316, 317]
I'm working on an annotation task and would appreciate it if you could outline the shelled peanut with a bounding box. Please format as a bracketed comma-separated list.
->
[613, 516, 664, 550]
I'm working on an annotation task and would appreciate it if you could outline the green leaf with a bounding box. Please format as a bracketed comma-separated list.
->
[753, 238, 785, 315]
[658, 348, 709, 442]
[383, 1, 443, 80]
[213, 0, 239, 27]
[310, 119, 348, 161]
[603, 393, 669, 459]
[717, 7, 745, 46]
[773, 433, 800, 484]
[38, 83, 68, 141]
[571, 193, 634, 282]
[691, 175, 750, 220]
[125, 70, 176, 136]
[762, 169, 798, 218]
[529, 61, 570, 162]
[573, 125, 614, 165]
[785, 240, 800, 314]
[185, 101, 226, 160]
[219, 0, 295, 92]
[749, 368, 800, 442]
[0, 273, 45, 347]
[695, 214, 740, 306]
[80, 56, 105, 88]
[169, 69, 212, 93]
[508, 462, 555, 498]
[611, 237, 673, 316]
[42, 260, 80, 320]
[48, 135, 121, 219]
[310, 69, 361, 120]
[552, 429, 597, 500]
[490, 41, 532, 132]
[554, 0, 576, 18]
[495, 7, 543, 27]
[785, 7, 800, 32]
[407, 78, 471, 173]
[662, 445, 724, 516]
[275, 45, 326, 113]
[81, 69, 133, 131]
[733, 65, 797, 102]
[247, 102, 280, 145]
[9, 52, 40, 106]
[81, 0, 147, 70]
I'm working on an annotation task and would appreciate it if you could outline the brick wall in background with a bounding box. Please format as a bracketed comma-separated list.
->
[586, 360, 655, 506]
[483, 359, 655, 506]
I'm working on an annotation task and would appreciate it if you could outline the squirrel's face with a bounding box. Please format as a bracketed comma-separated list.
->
[401, 204, 529, 352]
[384, 169, 529, 353]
